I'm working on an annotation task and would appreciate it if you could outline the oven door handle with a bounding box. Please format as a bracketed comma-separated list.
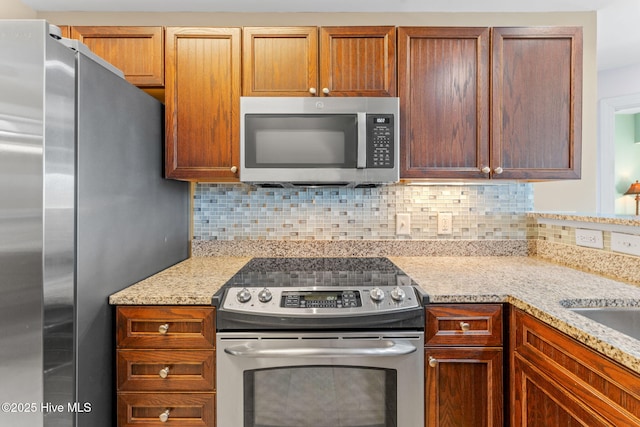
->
[223, 342, 417, 358]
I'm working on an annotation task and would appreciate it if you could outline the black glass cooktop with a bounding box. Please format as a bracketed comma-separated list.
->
[222, 257, 416, 288]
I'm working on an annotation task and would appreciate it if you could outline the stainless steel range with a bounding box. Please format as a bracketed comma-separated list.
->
[215, 257, 425, 427]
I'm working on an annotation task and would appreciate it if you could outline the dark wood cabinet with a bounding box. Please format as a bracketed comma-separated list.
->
[399, 26, 582, 180]
[116, 306, 216, 427]
[425, 304, 504, 427]
[69, 26, 164, 87]
[164, 27, 241, 181]
[243, 26, 396, 97]
[511, 308, 640, 426]
[492, 27, 582, 180]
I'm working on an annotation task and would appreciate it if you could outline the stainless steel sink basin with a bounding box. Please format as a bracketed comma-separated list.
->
[569, 307, 640, 340]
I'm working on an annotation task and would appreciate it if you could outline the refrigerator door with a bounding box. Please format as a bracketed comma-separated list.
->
[0, 20, 76, 427]
[74, 52, 189, 426]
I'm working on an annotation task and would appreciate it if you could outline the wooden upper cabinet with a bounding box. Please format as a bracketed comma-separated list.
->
[320, 26, 396, 97]
[492, 26, 582, 180]
[165, 27, 241, 181]
[243, 26, 396, 97]
[398, 27, 490, 179]
[243, 27, 318, 97]
[70, 26, 164, 87]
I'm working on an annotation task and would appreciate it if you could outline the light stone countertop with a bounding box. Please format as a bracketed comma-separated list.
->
[109, 255, 640, 375]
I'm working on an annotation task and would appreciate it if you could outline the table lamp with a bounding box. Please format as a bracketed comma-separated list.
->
[624, 180, 640, 215]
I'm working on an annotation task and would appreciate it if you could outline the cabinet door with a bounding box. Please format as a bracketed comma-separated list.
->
[425, 347, 503, 427]
[165, 27, 241, 181]
[70, 26, 164, 87]
[491, 27, 582, 179]
[319, 26, 396, 97]
[243, 27, 318, 96]
[398, 27, 490, 179]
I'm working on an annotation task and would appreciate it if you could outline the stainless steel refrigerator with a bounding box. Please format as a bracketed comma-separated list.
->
[0, 20, 190, 427]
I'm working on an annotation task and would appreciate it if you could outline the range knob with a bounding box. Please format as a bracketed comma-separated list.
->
[236, 288, 252, 303]
[370, 287, 385, 303]
[258, 288, 272, 303]
[390, 287, 406, 302]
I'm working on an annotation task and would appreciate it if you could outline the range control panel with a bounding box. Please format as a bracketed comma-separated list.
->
[221, 286, 420, 316]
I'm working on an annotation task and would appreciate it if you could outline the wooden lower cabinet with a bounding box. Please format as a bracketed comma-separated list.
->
[425, 304, 504, 427]
[116, 306, 216, 427]
[511, 308, 640, 426]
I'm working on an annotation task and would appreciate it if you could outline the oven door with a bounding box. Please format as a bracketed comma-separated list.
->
[217, 331, 424, 427]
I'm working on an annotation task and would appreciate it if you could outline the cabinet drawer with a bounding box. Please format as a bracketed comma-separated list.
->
[117, 392, 215, 427]
[426, 304, 502, 346]
[117, 306, 215, 349]
[117, 350, 215, 392]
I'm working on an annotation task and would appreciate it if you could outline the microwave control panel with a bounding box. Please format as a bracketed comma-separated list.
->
[366, 114, 394, 168]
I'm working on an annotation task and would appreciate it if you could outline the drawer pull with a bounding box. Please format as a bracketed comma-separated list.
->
[460, 321, 470, 332]
[159, 366, 170, 379]
[428, 356, 437, 368]
[159, 409, 170, 423]
[158, 324, 169, 335]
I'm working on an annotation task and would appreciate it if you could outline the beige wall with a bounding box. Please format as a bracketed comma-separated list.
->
[0, 0, 36, 18]
[37, 11, 598, 213]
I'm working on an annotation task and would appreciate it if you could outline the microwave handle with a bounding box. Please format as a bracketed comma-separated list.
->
[357, 112, 367, 169]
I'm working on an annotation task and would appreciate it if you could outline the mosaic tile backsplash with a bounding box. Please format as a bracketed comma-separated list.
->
[193, 183, 534, 241]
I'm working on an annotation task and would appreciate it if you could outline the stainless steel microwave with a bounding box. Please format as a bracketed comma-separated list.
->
[240, 97, 399, 187]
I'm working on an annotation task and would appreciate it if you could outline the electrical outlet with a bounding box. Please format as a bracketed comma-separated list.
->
[437, 212, 453, 235]
[575, 228, 604, 249]
[396, 213, 411, 235]
[611, 232, 640, 256]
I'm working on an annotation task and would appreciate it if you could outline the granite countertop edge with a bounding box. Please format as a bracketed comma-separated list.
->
[109, 255, 640, 375]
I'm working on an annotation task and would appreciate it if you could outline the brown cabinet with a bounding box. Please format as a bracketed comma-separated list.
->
[511, 308, 640, 426]
[243, 26, 396, 97]
[425, 304, 504, 427]
[399, 26, 582, 180]
[116, 306, 216, 427]
[164, 27, 241, 181]
[69, 26, 164, 87]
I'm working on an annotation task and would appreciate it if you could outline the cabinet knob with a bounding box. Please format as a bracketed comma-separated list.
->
[309, 87, 317, 95]
[428, 356, 438, 368]
[159, 366, 170, 379]
[159, 409, 170, 423]
[494, 167, 504, 175]
[158, 324, 169, 335]
[322, 87, 330, 95]
[230, 166, 238, 173]
[481, 166, 491, 174]
[460, 321, 471, 332]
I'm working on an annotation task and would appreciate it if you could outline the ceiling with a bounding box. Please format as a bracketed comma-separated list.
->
[20, 0, 640, 70]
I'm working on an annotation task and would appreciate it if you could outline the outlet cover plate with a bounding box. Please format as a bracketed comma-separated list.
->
[611, 232, 640, 256]
[396, 213, 411, 235]
[575, 228, 604, 249]
[437, 212, 453, 235]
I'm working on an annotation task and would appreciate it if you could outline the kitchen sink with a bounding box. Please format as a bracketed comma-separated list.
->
[569, 307, 640, 340]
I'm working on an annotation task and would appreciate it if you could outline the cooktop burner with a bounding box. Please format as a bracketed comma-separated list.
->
[214, 257, 426, 332]
[221, 257, 416, 288]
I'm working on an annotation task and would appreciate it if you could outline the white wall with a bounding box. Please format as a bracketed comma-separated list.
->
[0, 0, 36, 18]
[599, 63, 640, 99]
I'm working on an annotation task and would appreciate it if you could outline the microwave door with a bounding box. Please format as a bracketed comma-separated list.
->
[357, 112, 367, 169]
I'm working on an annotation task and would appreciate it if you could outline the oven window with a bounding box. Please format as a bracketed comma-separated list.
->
[244, 114, 358, 168]
[244, 365, 397, 427]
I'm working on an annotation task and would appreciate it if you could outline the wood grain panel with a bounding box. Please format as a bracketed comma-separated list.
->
[426, 303, 503, 346]
[116, 306, 215, 349]
[426, 347, 503, 427]
[243, 27, 318, 96]
[117, 350, 215, 392]
[165, 27, 241, 181]
[117, 393, 215, 427]
[70, 26, 164, 86]
[320, 26, 396, 97]
[511, 308, 640, 426]
[398, 27, 490, 179]
[492, 27, 582, 179]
